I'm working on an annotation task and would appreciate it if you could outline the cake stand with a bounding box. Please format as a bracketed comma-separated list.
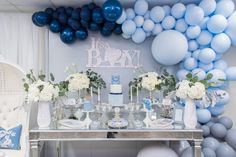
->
[82, 110, 94, 129]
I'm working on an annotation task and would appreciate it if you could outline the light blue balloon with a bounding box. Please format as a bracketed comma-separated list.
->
[225, 129, 236, 150]
[202, 137, 220, 150]
[201, 125, 211, 137]
[215, 89, 230, 106]
[126, 8, 135, 19]
[150, 6, 165, 23]
[186, 25, 201, 39]
[208, 105, 225, 117]
[144, 10, 150, 19]
[184, 51, 192, 59]
[181, 147, 204, 157]
[186, 4, 196, 10]
[197, 109, 211, 124]
[192, 49, 200, 59]
[151, 30, 188, 65]
[122, 33, 131, 39]
[134, 0, 148, 16]
[203, 148, 216, 157]
[199, 48, 216, 64]
[175, 19, 188, 33]
[161, 16, 176, 30]
[183, 57, 198, 70]
[134, 16, 144, 27]
[116, 10, 127, 24]
[211, 33, 231, 54]
[145, 31, 151, 37]
[192, 68, 206, 80]
[176, 69, 190, 80]
[185, 6, 204, 25]
[188, 40, 199, 51]
[196, 30, 213, 46]
[122, 20, 136, 35]
[207, 15, 228, 34]
[200, 17, 210, 29]
[225, 12, 236, 46]
[211, 123, 227, 138]
[214, 60, 228, 70]
[216, 144, 236, 157]
[215, 0, 235, 18]
[162, 5, 171, 16]
[226, 66, 236, 81]
[152, 24, 163, 35]
[199, 62, 214, 72]
[199, 0, 216, 16]
[219, 116, 233, 130]
[215, 53, 223, 61]
[131, 28, 146, 44]
[143, 19, 155, 32]
[207, 69, 226, 86]
[171, 3, 186, 19]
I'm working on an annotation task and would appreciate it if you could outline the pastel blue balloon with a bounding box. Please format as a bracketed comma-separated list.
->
[211, 33, 231, 54]
[199, 0, 216, 16]
[162, 5, 171, 16]
[215, 89, 230, 106]
[215, 0, 235, 18]
[183, 57, 198, 70]
[226, 66, 236, 81]
[198, 48, 216, 64]
[214, 60, 228, 70]
[122, 33, 131, 39]
[161, 16, 176, 30]
[175, 19, 188, 33]
[151, 30, 188, 65]
[122, 20, 136, 35]
[184, 51, 192, 59]
[192, 49, 200, 59]
[225, 12, 236, 46]
[211, 123, 227, 138]
[152, 24, 163, 35]
[188, 40, 199, 51]
[181, 147, 204, 157]
[202, 137, 220, 150]
[144, 10, 150, 19]
[176, 69, 190, 80]
[219, 117, 233, 130]
[207, 69, 226, 87]
[134, 16, 144, 27]
[215, 53, 223, 61]
[208, 105, 225, 117]
[196, 30, 213, 46]
[197, 109, 211, 124]
[225, 129, 236, 150]
[200, 17, 210, 29]
[132, 28, 146, 44]
[192, 68, 206, 80]
[186, 4, 196, 10]
[116, 9, 127, 24]
[207, 15, 228, 34]
[206, 121, 215, 128]
[186, 25, 201, 39]
[150, 6, 165, 23]
[171, 3, 186, 19]
[184, 6, 204, 25]
[216, 144, 236, 157]
[143, 19, 155, 32]
[199, 62, 214, 72]
[146, 31, 151, 37]
[201, 125, 210, 137]
[126, 8, 135, 19]
[203, 148, 216, 157]
[134, 0, 148, 16]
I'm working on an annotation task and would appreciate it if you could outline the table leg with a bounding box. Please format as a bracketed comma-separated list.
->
[56, 141, 62, 157]
[193, 140, 202, 157]
[30, 141, 40, 157]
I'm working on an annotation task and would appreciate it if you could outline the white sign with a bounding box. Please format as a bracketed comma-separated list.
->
[87, 37, 141, 68]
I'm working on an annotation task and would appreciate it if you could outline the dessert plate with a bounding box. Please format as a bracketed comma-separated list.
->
[58, 119, 85, 129]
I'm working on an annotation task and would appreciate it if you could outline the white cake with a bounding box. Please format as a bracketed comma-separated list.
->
[108, 75, 124, 106]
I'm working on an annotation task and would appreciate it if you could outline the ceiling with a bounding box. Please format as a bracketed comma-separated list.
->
[0, 0, 205, 12]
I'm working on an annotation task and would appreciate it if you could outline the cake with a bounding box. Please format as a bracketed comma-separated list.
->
[108, 75, 124, 106]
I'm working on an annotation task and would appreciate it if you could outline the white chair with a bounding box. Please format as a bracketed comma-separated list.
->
[0, 58, 29, 157]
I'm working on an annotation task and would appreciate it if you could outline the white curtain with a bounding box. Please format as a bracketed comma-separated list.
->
[0, 12, 48, 73]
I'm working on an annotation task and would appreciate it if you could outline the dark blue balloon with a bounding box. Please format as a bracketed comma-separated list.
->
[45, 8, 54, 16]
[60, 27, 75, 44]
[89, 22, 100, 31]
[58, 13, 68, 25]
[32, 11, 50, 27]
[103, 21, 116, 31]
[66, 7, 74, 16]
[88, 2, 97, 10]
[113, 24, 122, 35]
[80, 19, 89, 28]
[52, 12, 58, 19]
[100, 27, 112, 36]
[75, 27, 88, 40]
[56, 7, 66, 14]
[102, 0, 122, 22]
[92, 8, 104, 24]
[49, 19, 62, 33]
[68, 18, 80, 30]
[80, 6, 91, 21]
[71, 8, 80, 20]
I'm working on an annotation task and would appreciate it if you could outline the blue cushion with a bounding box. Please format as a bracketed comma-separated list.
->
[0, 125, 22, 150]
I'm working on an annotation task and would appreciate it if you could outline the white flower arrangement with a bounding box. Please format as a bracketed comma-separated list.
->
[139, 72, 162, 91]
[66, 73, 90, 92]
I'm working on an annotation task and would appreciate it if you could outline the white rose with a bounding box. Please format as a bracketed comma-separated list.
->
[188, 82, 205, 99]
[28, 83, 40, 102]
[67, 73, 90, 92]
[176, 80, 191, 99]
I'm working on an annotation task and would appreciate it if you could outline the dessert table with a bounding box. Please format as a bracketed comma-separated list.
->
[29, 125, 203, 157]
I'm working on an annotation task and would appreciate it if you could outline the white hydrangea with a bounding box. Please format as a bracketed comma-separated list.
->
[188, 82, 206, 100]
[140, 72, 162, 91]
[175, 80, 191, 99]
[66, 73, 90, 92]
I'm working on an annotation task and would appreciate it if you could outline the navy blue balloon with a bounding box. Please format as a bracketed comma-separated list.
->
[88, 2, 97, 10]
[66, 7, 74, 16]
[92, 8, 104, 24]
[104, 21, 116, 31]
[80, 6, 91, 21]
[102, 0, 122, 22]
[49, 19, 62, 33]
[45, 8, 54, 16]
[89, 22, 100, 31]
[75, 27, 88, 40]
[32, 11, 50, 27]
[71, 8, 81, 20]
[56, 7, 66, 14]
[58, 13, 68, 25]
[68, 18, 80, 30]
[113, 24, 122, 35]
[80, 19, 89, 28]
[60, 27, 75, 44]
[101, 27, 112, 36]
[52, 12, 58, 19]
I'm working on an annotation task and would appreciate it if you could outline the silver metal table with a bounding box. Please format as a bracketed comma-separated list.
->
[29, 126, 203, 157]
